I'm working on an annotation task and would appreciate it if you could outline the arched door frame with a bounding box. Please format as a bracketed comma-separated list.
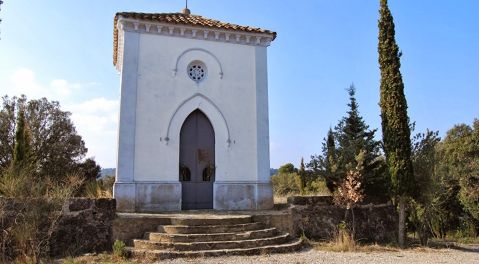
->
[179, 109, 215, 209]
[165, 94, 231, 184]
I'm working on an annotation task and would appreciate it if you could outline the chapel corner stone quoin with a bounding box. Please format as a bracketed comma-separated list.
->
[112, 9, 277, 212]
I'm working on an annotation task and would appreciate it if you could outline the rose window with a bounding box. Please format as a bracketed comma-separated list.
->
[187, 61, 207, 82]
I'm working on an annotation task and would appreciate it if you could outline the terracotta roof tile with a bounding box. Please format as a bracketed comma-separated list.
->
[113, 12, 276, 66]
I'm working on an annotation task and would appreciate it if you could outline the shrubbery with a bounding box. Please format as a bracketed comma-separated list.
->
[0, 95, 103, 262]
[84, 175, 115, 199]
[271, 169, 330, 197]
[0, 166, 83, 262]
[272, 85, 479, 245]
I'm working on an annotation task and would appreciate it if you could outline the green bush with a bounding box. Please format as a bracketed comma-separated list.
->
[272, 171, 331, 197]
[112, 240, 127, 259]
[271, 172, 301, 196]
[305, 178, 330, 195]
[455, 216, 479, 239]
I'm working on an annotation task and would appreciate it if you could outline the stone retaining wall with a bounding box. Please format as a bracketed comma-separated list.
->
[288, 196, 397, 242]
[0, 197, 116, 258]
[1, 195, 396, 259]
[50, 198, 116, 256]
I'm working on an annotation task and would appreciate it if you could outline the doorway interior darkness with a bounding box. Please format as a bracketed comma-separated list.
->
[179, 109, 215, 209]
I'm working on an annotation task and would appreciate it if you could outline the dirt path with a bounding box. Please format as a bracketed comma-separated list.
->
[158, 248, 479, 264]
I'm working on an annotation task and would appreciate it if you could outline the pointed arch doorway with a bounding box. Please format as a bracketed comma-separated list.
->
[179, 109, 215, 210]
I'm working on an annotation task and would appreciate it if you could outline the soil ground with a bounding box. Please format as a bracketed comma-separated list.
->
[64, 245, 479, 264]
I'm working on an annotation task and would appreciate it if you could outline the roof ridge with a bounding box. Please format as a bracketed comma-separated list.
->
[116, 11, 204, 16]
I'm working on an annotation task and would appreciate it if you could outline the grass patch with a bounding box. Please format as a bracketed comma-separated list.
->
[59, 252, 159, 264]
[112, 240, 127, 259]
[60, 254, 137, 264]
[273, 195, 288, 204]
[313, 241, 400, 253]
[0, 165, 84, 262]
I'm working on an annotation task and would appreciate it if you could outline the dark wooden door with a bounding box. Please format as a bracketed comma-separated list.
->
[179, 110, 215, 210]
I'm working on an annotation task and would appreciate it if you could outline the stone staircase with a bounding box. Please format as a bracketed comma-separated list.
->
[127, 214, 302, 260]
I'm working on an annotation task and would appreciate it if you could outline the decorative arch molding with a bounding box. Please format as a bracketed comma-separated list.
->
[165, 93, 231, 147]
[173, 48, 224, 79]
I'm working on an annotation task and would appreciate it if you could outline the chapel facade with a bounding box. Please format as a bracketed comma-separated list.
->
[113, 8, 276, 212]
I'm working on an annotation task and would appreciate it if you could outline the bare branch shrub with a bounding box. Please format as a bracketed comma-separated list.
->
[332, 150, 366, 248]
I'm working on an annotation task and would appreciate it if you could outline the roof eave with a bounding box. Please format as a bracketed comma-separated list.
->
[113, 13, 277, 67]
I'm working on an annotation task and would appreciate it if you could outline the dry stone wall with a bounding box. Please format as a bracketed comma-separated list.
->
[2, 195, 396, 259]
[50, 198, 116, 256]
[288, 196, 397, 242]
[0, 197, 116, 258]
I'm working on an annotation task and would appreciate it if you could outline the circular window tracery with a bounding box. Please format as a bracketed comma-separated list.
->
[187, 61, 207, 82]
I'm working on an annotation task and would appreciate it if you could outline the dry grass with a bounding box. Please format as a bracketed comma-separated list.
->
[0, 166, 84, 262]
[83, 180, 112, 198]
[311, 222, 399, 253]
[273, 195, 288, 204]
[61, 254, 135, 264]
[60, 253, 158, 264]
[314, 241, 400, 253]
[313, 237, 478, 253]
[315, 228, 358, 252]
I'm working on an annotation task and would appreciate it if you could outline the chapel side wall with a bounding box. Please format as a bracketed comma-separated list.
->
[254, 46, 270, 183]
[254, 46, 273, 209]
[114, 30, 140, 212]
[132, 33, 262, 184]
[116, 30, 139, 182]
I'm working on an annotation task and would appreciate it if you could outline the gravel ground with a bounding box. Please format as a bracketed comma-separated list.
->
[156, 248, 479, 264]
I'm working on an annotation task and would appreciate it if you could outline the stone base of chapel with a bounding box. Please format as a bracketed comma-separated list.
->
[113, 181, 273, 212]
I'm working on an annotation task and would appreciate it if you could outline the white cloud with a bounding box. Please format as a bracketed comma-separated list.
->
[68, 99, 119, 168]
[5, 68, 119, 168]
[50, 79, 73, 98]
[67, 97, 119, 135]
[9, 68, 42, 97]
[68, 97, 119, 115]
[7, 68, 82, 101]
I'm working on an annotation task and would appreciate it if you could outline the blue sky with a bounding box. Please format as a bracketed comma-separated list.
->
[0, 1, 478, 169]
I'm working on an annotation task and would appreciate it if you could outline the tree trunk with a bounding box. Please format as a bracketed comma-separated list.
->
[398, 197, 406, 248]
[351, 207, 356, 240]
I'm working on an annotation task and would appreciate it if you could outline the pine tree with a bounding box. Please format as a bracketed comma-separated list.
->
[335, 85, 388, 199]
[335, 85, 366, 165]
[378, 0, 415, 247]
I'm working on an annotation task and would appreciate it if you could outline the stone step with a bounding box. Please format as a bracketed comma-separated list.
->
[169, 215, 252, 226]
[133, 233, 290, 251]
[128, 239, 303, 260]
[158, 222, 265, 234]
[146, 227, 278, 242]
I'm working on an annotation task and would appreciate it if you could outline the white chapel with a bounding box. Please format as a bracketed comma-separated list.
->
[113, 7, 277, 212]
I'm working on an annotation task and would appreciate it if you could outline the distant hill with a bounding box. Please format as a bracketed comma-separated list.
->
[100, 168, 277, 178]
[99, 168, 115, 179]
[270, 168, 278, 176]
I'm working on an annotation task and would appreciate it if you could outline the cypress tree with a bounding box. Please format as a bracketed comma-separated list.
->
[378, 0, 415, 247]
[323, 127, 338, 192]
[298, 157, 306, 194]
[13, 109, 30, 167]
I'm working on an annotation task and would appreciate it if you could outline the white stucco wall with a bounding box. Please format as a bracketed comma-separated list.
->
[128, 32, 269, 183]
